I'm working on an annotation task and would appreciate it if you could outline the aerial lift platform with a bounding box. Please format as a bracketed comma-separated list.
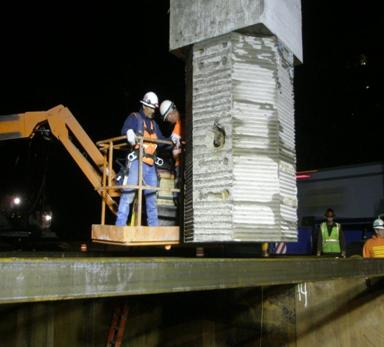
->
[91, 133, 180, 247]
[0, 105, 180, 246]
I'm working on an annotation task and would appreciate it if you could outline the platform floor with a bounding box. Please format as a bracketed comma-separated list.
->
[91, 224, 180, 246]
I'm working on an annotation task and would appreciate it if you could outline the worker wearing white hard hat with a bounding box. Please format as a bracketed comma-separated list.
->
[140, 91, 159, 109]
[115, 91, 167, 227]
[159, 100, 182, 161]
[159, 99, 183, 207]
[160, 100, 181, 140]
[363, 216, 384, 258]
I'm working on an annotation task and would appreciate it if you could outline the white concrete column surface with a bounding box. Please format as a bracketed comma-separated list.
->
[170, 0, 301, 242]
[184, 33, 297, 242]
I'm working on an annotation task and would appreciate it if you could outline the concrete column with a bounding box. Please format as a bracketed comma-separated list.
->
[170, 0, 302, 242]
[184, 33, 297, 242]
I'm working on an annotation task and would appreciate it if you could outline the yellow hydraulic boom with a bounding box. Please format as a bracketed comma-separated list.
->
[0, 105, 118, 213]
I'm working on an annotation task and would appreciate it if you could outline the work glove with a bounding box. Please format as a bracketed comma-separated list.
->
[126, 129, 137, 146]
[171, 133, 181, 148]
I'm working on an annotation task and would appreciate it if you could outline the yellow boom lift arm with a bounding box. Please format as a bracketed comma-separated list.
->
[0, 105, 118, 213]
[1, 104, 180, 246]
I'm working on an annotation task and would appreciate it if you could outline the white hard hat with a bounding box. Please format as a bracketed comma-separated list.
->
[140, 91, 159, 109]
[160, 100, 176, 120]
[373, 218, 384, 230]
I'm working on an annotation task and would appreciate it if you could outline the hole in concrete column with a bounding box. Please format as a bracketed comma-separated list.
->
[213, 120, 226, 148]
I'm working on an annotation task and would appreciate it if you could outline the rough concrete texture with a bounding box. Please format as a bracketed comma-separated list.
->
[296, 277, 384, 347]
[170, 0, 302, 62]
[185, 32, 297, 242]
[187, 35, 234, 242]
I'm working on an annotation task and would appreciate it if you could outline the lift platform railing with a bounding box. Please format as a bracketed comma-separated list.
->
[96, 135, 180, 226]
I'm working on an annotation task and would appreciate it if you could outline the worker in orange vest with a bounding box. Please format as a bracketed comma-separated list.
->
[160, 100, 182, 165]
[363, 217, 384, 258]
[159, 100, 183, 200]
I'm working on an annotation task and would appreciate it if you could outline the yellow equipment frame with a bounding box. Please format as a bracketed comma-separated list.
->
[0, 105, 180, 246]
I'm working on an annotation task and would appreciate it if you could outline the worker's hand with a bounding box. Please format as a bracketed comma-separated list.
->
[126, 129, 137, 146]
[172, 147, 182, 159]
[171, 133, 181, 148]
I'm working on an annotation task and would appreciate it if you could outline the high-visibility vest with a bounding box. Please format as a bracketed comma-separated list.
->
[134, 113, 157, 166]
[321, 222, 341, 253]
[363, 236, 384, 258]
[372, 245, 384, 258]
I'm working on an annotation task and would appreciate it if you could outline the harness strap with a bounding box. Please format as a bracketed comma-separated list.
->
[127, 150, 155, 161]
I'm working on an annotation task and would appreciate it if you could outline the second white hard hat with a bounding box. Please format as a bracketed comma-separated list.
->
[140, 91, 159, 109]
[160, 100, 176, 120]
[373, 218, 384, 230]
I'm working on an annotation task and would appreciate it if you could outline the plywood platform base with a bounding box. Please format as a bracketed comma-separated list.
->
[91, 224, 180, 246]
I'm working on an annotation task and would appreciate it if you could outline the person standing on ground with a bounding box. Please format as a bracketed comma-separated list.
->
[316, 208, 346, 257]
[363, 217, 384, 258]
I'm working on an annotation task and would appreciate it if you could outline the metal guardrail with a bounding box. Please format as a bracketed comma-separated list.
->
[96, 135, 177, 225]
[1, 256, 384, 304]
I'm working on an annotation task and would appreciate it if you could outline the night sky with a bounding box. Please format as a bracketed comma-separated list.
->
[296, 1, 383, 169]
[0, 1, 382, 238]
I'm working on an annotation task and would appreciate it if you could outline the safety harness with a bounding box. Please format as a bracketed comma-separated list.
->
[127, 112, 164, 167]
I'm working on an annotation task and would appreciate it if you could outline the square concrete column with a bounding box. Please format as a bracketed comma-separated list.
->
[170, 0, 301, 243]
[184, 33, 297, 242]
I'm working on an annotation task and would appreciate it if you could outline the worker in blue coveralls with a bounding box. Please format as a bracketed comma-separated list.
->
[115, 91, 169, 226]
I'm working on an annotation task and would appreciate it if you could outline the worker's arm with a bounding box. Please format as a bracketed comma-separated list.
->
[121, 113, 139, 135]
[171, 119, 182, 148]
[172, 119, 182, 137]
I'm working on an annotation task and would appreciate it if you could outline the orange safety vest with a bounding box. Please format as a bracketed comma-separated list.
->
[134, 114, 158, 166]
[363, 235, 384, 258]
[172, 118, 182, 138]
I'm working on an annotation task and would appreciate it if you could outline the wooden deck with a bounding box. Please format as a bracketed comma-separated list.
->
[91, 224, 180, 246]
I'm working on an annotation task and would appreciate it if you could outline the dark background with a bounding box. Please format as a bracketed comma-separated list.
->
[0, 1, 382, 239]
[295, 1, 383, 170]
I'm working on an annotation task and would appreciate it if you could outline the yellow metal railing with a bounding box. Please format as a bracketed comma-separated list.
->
[96, 135, 179, 226]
